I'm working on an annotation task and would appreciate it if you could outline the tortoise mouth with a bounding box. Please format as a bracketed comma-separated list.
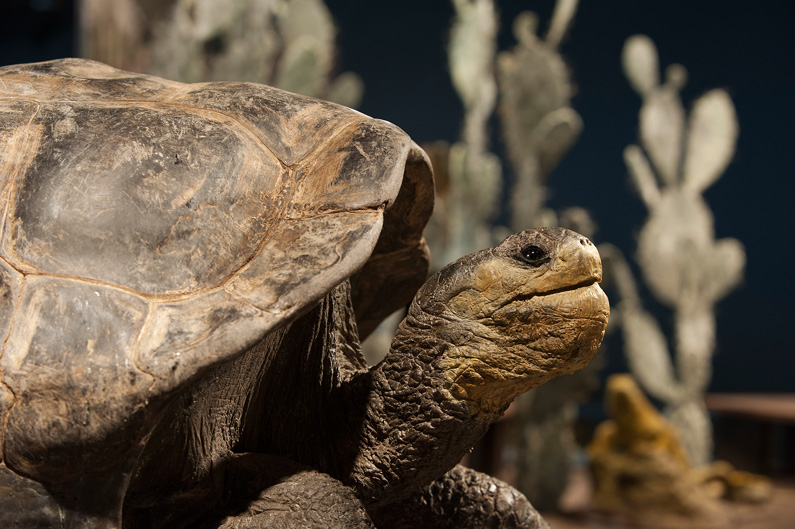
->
[496, 281, 610, 325]
[511, 276, 600, 301]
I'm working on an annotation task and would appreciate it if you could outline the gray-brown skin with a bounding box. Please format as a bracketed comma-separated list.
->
[0, 59, 609, 529]
[370, 466, 550, 529]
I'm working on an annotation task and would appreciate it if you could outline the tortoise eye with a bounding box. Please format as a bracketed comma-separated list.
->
[517, 244, 549, 266]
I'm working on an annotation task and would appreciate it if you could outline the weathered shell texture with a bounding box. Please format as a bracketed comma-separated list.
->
[0, 58, 431, 514]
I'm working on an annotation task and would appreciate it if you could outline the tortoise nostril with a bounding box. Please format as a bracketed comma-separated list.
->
[580, 238, 592, 247]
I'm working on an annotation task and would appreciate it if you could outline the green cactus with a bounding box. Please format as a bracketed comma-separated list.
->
[614, 34, 745, 466]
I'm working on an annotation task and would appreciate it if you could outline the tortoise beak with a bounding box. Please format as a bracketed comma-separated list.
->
[547, 232, 602, 290]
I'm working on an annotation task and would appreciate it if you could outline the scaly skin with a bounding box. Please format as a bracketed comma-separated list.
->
[370, 465, 550, 529]
[344, 227, 609, 517]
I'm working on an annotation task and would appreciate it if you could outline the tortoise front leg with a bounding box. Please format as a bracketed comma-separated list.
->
[369, 465, 549, 529]
[196, 454, 375, 529]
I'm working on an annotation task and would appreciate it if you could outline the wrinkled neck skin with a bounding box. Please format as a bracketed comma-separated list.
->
[344, 303, 511, 507]
[342, 238, 608, 506]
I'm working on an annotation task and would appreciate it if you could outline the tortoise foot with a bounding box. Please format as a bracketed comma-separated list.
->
[369, 465, 549, 529]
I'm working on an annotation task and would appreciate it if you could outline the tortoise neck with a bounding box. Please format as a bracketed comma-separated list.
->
[344, 310, 491, 506]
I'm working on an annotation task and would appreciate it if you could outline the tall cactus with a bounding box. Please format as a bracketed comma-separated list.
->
[496, 0, 582, 231]
[367, 0, 505, 364]
[430, 0, 503, 267]
[614, 35, 745, 466]
[429, 0, 584, 264]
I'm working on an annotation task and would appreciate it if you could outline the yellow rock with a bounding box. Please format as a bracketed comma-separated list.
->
[587, 374, 726, 527]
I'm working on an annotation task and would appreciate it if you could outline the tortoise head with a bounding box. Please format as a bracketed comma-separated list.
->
[411, 227, 609, 417]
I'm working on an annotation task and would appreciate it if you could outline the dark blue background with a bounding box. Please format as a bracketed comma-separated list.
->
[3, 0, 793, 392]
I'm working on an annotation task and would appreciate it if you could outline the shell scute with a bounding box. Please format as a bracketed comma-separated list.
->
[137, 287, 273, 389]
[173, 81, 359, 167]
[0, 103, 284, 296]
[1, 277, 153, 480]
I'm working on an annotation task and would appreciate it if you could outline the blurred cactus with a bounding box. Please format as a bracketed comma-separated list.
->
[429, 0, 503, 267]
[422, 0, 594, 511]
[79, 0, 363, 107]
[496, 0, 582, 231]
[428, 0, 583, 266]
[611, 35, 745, 466]
[382, 0, 503, 363]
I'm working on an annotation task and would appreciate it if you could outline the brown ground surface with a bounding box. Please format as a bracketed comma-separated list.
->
[541, 472, 795, 529]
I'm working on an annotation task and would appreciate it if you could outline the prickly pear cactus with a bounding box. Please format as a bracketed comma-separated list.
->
[79, 0, 363, 107]
[496, 0, 582, 231]
[428, 0, 584, 263]
[616, 34, 745, 466]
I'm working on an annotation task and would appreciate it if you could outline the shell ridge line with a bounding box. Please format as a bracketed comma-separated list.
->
[130, 300, 158, 383]
[282, 203, 388, 222]
[217, 204, 386, 297]
[0, 266, 171, 301]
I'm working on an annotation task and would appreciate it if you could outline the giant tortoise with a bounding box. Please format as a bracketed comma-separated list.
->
[0, 59, 609, 528]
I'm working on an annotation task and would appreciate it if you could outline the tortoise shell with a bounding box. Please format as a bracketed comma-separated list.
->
[0, 58, 432, 511]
